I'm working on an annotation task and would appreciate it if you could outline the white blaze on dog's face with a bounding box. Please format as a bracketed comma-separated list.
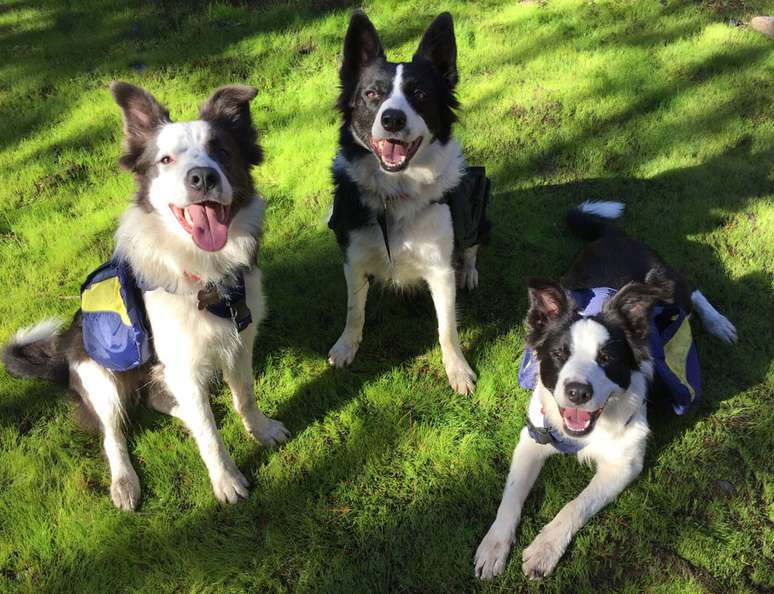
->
[149, 121, 234, 251]
[525, 279, 661, 437]
[367, 65, 431, 171]
[110, 82, 263, 253]
[549, 319, 630, 435]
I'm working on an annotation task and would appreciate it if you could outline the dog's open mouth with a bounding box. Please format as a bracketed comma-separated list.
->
[370, 137, 422, 172]
[170, 202, 232, 252]
[559, 406, 603, 436]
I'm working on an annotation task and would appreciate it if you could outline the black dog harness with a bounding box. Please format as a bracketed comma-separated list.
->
[329, 166, 491, 261]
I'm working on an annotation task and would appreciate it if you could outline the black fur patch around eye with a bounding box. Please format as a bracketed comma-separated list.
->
[400, 59, 458, 144]
[591, 316, 637, 388]
[342, 62, 396, 161]
[535, 324, 574, 393]
[204, 127, 255, 208]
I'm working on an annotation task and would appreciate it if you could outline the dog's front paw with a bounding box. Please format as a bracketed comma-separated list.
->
[474, 524, 513, 580]
[249, 417, 291, 447]
[521, 529, 565, 579]
[110, 468, 141, 511]
[211, 466, 249, 504]
[707, 313, 738, 343]
[457, 265, 479, 291]
[328, 335, 360, 367]
[445, 357, 477, 395]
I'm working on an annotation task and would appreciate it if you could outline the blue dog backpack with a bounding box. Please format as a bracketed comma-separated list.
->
[80, 259, 253, 372]
[80, 259, 152, 372]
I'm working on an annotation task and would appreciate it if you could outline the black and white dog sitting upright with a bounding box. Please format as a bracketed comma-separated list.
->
[327, 11, 490, 395]
[475, 201, 736, 579]
[2, 83, 289, 510]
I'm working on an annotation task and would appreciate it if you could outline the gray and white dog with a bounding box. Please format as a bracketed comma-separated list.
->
[3, 83, 289, 510]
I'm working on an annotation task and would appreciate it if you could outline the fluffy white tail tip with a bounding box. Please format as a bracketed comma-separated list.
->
[579, 200, 625, 219]
[11, 319, 63, 346]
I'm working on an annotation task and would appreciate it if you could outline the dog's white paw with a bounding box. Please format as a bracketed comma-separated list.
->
[328, 335, 360, 367]
[458, 265, 479, 291]
[249, 418, 291, 447]
[474, 524, 513, 580]
[706, 313, 738, 343]
[211, 465, 249, 504]
[521, 529, 565, 579]
[110, 468, 141, 511]
[445, 357, 477, 395]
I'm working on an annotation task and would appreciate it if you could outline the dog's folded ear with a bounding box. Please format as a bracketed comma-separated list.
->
[603, 270, 674, 344]
[199, 85, 263, 166]
[110, 81, 171, 171]
[526, 278, 571, 347]
[415, 12, 458, 89]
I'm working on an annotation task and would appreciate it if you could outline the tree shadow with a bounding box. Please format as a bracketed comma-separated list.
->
[1, 1, 772, 592]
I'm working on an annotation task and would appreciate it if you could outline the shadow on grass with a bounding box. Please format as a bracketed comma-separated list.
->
[0, 0, 362, 155]
[1, 1, 772, 593]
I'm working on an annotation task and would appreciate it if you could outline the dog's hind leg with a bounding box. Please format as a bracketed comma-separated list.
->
[223, 331, 290, 448]
[425, 267, 477, 394]
[457, 244, 479, 291]
[71, 360, 140, 511]
[520, 456, 643, 579]
[691, 290, 737, 343]
[475, 429, 555, 580]
[328, 262, 369, 367]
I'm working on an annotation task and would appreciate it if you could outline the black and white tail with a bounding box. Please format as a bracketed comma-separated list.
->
[565, 200, 626, 242]
[2, 319, 69, 385]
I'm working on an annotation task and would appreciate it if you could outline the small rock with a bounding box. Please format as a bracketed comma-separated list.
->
[715, 479, 736, 496]
[750, 16, 774, 38]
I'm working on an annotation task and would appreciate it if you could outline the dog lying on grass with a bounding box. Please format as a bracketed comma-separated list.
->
[475, 201, 736, 579]
[3, 83, 289, 510]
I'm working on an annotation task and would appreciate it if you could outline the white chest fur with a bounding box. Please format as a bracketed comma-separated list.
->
[144, 268, 265, 372]
[347, 202, 455, 286]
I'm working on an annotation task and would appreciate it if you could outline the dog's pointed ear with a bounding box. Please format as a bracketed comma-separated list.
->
[341, 11, 385, 80]
[603, 269, 674, 343]
[414, 12, 458, 88]
[110, 81, 171, 171]
[199, 85, 263, 166]
[526, 278, 571, 347]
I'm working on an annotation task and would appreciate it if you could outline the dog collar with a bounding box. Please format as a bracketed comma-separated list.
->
[133, 261, 252, 331]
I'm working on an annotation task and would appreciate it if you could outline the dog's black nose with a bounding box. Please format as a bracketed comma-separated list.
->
[565, 382, 593, 405]
[186, 167, 220, 194]
[381, 109, 406, 133]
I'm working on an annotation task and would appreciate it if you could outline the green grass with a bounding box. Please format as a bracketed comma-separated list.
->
[1, 0, 772, 591]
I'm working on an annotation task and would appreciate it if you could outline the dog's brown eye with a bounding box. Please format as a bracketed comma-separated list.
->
[598, 352, 610, 365]
[160, 155, 173, 165]
[552, 347, 568, 361]
[365, 89, 379, 101]
[413, 88, 426, 101]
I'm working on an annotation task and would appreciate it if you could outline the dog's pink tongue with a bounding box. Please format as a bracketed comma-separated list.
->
[383, 140, 406, 164]
[186, 203, 228, 252]
[562, 407, 592, 431]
